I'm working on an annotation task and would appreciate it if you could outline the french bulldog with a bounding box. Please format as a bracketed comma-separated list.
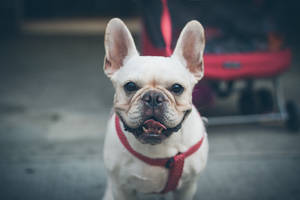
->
[102, 18, 208, 200]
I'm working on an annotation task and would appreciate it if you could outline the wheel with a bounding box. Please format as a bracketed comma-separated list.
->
[285, 101, 299, 132]
[238, 89, 256, 115]
[256, 88, 274, 113]
[211, 81, 234, 98]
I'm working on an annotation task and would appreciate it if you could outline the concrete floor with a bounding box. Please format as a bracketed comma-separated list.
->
[0, 35, 300, 200]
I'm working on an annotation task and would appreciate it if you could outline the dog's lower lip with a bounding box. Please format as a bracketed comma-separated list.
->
[140, 134, 163, 144]
[143, 133, 161, 137]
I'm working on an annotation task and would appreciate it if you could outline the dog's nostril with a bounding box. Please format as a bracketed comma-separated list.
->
[142, 93, 152, 103]
[156, 95, 164, 105]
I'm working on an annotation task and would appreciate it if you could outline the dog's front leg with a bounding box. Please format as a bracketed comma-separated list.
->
[103, 178, 114, 200]
[173, 179, 197, 200]
[103, 177, 137, 200]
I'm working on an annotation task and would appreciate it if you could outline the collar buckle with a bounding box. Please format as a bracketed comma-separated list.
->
[165, 157, 175, 169]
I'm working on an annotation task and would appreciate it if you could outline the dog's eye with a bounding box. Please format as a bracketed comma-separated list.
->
[170, 84, 184, 95]
[124, 82, 139, 92]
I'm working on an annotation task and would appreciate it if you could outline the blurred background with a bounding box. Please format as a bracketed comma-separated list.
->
[0, 0, 300, 199]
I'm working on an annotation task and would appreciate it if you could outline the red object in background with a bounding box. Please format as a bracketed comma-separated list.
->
[143, 0, 292, 80]
[204, 49, 292, 80]
[142, 27, 169, 56]
[142, 0, 173, 57]
[160, 0, 172, 56]
[142, 27, 291, 80]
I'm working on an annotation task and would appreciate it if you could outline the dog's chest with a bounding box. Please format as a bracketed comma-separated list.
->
[119, 151, 203, 194]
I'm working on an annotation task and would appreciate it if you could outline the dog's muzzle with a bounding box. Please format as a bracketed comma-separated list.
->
[117, 90, 191, 145]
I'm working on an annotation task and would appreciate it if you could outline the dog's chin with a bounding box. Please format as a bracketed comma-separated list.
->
[118, 110, 191, 145]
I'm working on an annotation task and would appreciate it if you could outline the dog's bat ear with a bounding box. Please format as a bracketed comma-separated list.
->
[172, 20, 205, 81]
[103, 18, 138, 77]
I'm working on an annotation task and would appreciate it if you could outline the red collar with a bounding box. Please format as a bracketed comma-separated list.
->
[115, 114, 204, 193]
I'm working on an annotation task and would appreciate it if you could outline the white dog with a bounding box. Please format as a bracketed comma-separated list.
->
[102, 18, 208, 200]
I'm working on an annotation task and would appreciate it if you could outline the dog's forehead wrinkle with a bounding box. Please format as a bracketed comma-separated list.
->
[115, 56, 194, 86]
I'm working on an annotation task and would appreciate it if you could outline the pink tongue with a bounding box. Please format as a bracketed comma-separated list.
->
[143, 119, 166, 134]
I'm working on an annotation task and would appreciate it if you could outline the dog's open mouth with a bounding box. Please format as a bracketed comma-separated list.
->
[121, 118, 184, 145]
[118, 110, 191, 145]
[142, 119, 167, 135]
[139, 119, 168, 145]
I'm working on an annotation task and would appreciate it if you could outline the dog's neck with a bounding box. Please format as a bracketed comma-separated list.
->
[121, 106, 206, 158]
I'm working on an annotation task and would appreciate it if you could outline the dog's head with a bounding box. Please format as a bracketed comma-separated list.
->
[103, 18, 205, 145]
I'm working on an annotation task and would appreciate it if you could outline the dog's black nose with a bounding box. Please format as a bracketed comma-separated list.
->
[142, 91, 165, 108]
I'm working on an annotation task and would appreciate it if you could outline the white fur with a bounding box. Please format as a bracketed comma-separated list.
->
[102, 18, 208, 200]
[103, 108, 208, 199]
